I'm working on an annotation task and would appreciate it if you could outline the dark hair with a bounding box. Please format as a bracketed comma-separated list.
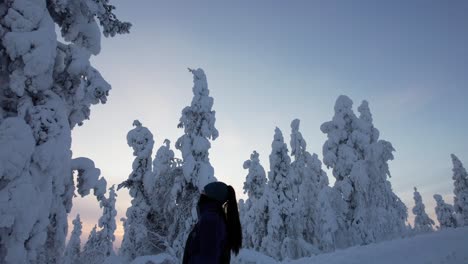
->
[226, 185, 242, 255]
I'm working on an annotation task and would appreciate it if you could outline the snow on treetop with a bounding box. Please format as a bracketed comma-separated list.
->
[451, 154, 467, 178]
[334, 95, 353, 113]
[127, 120, 154, 158]
[273, 127, 285, 146]
[290, 119, 307, 161]
[291, 118, 301, 131]
[243, 151, 261, 170]
[357, 100, 372, 123]
[178, 68, 219, 140]
[433, 194, 444, 203]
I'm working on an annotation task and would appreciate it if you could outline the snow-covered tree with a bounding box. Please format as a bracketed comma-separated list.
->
[118, 120, 154, 261]
[81, 226, 99, 264]
[146, 139, 181, 255]
[243, 151, 268, 203]
[0, 0, 129, 262]
[289, 119, 331, 256]
[241, 151, 268, 250]
[412, 187, 435, 233]
[81, 185, 117, 264]
[170, 68, 219, 258]
[289, 119, 308, 198]
[97, 185, 117, 258]
[451, 154, 468, 226]
[320, 96, 407, 247]
[175, 68, 219, 191]
[315, 186, 344, 252]
[433, 194, 457, 229]
[261, 127, 294, 260]
[64, 215, 82, 264]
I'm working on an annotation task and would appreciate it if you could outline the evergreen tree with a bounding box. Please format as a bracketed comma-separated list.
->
[289, 119, 330, 255]
[81, 185, 117, 264]
[98, 185, 117, 258]
[0, 0, 129, 262]
[321, 96, 407, 247]
[241, 151, 268, 250]
[147, 139, 181, 256]
[261, 127, 294, 260]
[315, 186, 344, 252]
[171, 68, 219, 258]
[64, 215, 82, 264]
[118, 120, 154, 261]
[433, 194, 457, 229]
[81, 226, 99, 264]
[289, 119, 308, 199]
[412, 187, 435, 233]
[451, 154, 468, 226]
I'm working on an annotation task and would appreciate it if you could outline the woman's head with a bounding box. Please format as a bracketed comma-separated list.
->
[202, 181, 242, 255]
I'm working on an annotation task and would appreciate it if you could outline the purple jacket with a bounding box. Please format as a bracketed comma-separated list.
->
[182, 200, 229, 264]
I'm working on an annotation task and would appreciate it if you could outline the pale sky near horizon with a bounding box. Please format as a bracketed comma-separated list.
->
[69, 0, 468, 248]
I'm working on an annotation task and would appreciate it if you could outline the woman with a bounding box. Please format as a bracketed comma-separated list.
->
[182, 181, 242, 264]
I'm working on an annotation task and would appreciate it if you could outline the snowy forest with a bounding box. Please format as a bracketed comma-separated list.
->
[1, 0, 468, 264]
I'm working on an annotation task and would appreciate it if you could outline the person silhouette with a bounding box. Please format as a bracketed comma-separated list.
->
[182, 181, 242, 264]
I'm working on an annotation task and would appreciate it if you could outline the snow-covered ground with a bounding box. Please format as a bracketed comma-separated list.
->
[232, 227, 468, 264]
[289, 227, 468, 264]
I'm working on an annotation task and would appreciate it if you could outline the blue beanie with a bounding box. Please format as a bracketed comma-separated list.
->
[203, 181, 228, 203]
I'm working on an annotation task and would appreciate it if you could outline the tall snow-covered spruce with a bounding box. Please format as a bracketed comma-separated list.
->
[261, 127, 295, 260]
[118, 121, 155, 260]
[146, 139, 181, 256]
[172, 68, 219, 258]
[64, 215, 82, 264]
[320, 96, 407, 247]
[0, 0, 129, 263]
[433, 194, 457, 229]
[451, 154, 468, 226]
[412, 187, 435, 233]
[240, 151, 268, 250]
[288, 119, 330, 257]
[81, 185, 117, 264]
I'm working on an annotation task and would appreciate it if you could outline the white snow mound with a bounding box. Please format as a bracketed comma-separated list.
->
[287, 227, 468, 264]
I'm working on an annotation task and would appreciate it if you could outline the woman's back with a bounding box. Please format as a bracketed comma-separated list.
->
[182, 197, 230, 264]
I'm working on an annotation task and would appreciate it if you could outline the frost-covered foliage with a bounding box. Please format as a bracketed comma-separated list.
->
[412, 187, 434, 233]
[289, 119, 331, 256]
[320, 96, 407, 247]
[146, 139, 181, 256]
[433, 194, 457, 229]
[241, 151, 268, 250]
[243, 151, 268, 202]
[64, 215, 82, 264]
[451, 154, 468, 226]
[72, 157, 107, 199]
[315, 186, 344, 252]
[81, 185, 117, 264]
[289, 119, 308, 199]
[171, 68, 219, 258]
[175, 68, 219, 191]
[261, 127, 295, 260]
[117, 69, 218, 262]
[118, 121, 155, 261]
[81, 226, 99, 263]
[98, 185, 117, 256]
[0, 0, 129, 262]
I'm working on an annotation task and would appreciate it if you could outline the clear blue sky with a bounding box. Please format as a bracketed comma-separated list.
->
[70, 0, 468, 246]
